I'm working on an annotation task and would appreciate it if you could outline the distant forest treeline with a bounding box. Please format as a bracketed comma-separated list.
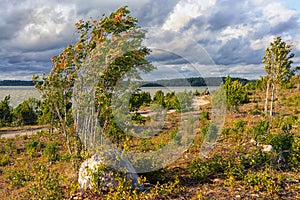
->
[141, 77, 251, 87]
[0, 80, 35, 86]
[0, 77, 251, 87]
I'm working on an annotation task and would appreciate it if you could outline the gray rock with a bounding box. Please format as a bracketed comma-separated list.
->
[78, 152, 142, 191]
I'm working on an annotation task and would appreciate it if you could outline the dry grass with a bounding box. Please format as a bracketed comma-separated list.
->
[0, 87, 299, 199]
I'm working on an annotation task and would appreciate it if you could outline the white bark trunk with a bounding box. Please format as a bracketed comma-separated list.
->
[270, 83, 275, 116]
[264, 80, 270, 115]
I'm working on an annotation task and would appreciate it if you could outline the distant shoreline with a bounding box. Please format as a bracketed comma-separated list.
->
[0, 80, 35, 86]
[0, 77, 253, 86]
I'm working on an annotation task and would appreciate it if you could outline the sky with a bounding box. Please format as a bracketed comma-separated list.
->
[0, 0, 300, 80]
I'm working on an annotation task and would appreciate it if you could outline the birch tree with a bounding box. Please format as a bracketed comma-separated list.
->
[262, 36, 296, 116]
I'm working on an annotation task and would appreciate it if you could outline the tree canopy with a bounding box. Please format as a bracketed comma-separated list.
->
[33, 6, 154, 155]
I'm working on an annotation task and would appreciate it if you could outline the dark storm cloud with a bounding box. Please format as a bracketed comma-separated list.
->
[269, 16, 299, 34]
[137, 0, 180, 27]
[208, 1, 247, 31]
[1, 0, 300, 80]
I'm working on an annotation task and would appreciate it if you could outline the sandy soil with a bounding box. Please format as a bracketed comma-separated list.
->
[0, 126, 50, 139]
[140, 96, 210, 117]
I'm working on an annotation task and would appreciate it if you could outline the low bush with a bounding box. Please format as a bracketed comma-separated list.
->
[43, 142, 60, 162]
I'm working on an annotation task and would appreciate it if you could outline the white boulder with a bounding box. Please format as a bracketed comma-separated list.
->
[78, 153, 142, 191]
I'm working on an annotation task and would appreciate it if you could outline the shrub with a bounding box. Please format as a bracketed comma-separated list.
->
[189, 155, 225, 181]
[267, 132, 294, 153]
[153, 90, 165, 107]
[288, 137, 300, 172]
[223, 76, 249, 111]
[200, 111, 209, 121]
[244, 168, 280, 194]
[7, 170, 32, 188]
[0, 95, 13, 127]
[252, 120, 269, 142]
[43, 142, 60, 162]
[25, 139, 42, 157]
[28, 165, 63, 199]
[0, 154, 10, 166]
[13, 98, 41, 126]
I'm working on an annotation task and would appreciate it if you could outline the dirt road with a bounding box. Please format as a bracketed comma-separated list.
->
[0, 126, 50, 139]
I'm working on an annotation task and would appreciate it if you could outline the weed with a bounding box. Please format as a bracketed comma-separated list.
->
[244, 168, 281, 194]
[43, 142, 60, 162]
[6, 169, 32, 188]
[0, 154, 10, 166]
[25, 139, 39, 157]
[28, 165, 63, 199]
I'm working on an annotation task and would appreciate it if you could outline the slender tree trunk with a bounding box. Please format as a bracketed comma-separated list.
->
[264, 79, 270, 115]
[54, 103, 72, 155]
[270, 83, 275, 116]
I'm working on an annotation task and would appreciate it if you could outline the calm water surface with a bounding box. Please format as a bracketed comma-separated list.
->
[0, 86, 41, 107]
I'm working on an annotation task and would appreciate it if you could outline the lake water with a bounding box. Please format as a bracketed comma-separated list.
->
[0, 86, 218, 107]
[0, 86, 41, 107]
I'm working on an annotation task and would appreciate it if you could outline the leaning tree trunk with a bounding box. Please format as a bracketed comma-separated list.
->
[264, 79, 270, 115]
[269, 83, 275, 117]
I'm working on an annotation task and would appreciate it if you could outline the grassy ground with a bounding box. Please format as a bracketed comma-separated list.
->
[0, 88, 299, 199]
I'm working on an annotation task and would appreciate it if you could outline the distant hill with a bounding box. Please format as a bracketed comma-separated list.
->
[0, 80, 35, 86]
[141, 77, 251, 87]
[0, 77, 252, 87]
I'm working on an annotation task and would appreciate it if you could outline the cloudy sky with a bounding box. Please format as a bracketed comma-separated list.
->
[1, 0, 300, 80]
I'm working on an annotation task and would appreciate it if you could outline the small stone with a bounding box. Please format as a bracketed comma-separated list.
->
[250, 139, 256, 143]
[262, 144, 273, 152]
[251, 194, 259, 197]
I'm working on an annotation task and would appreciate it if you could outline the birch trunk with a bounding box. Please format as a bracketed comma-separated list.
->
[264, 79, 270, 115]
[270, 83, 275, 116]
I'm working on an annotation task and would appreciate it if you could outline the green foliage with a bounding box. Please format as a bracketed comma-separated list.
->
[153, 90, 165, 107]
[0, 95, 13, 127]
[176, 90, 194, 112]
[224, 76, 249, 110]
[164, 91, 179, 110]
[288, 137, 300, 172]
[33, 7, 154, 155]
[139, 138, 152, 152]
[189, 155, 225, 181]
[0, 154, 10, 166]
[267, 132, 293, 153]
[13, 98, 41, 126]
[285, 94, 300, 107]
[129, 91, 151, 111]
[37, 99, 56, 125]
[244, 168, 281, 194]
[193, 89, 201, 96]
[5, 139, 17, 155]
[25, 139, 40, 157]
[263, 36, 297, 87]
[252, 120, 270, 142]
[43, 142, 60, 162]
[200, 110, 209, 121]
[130, 113, 148, 125]
[262, 36, 298, 116]
[28, 165, 63, 199]
[7, 169, 33, 188]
